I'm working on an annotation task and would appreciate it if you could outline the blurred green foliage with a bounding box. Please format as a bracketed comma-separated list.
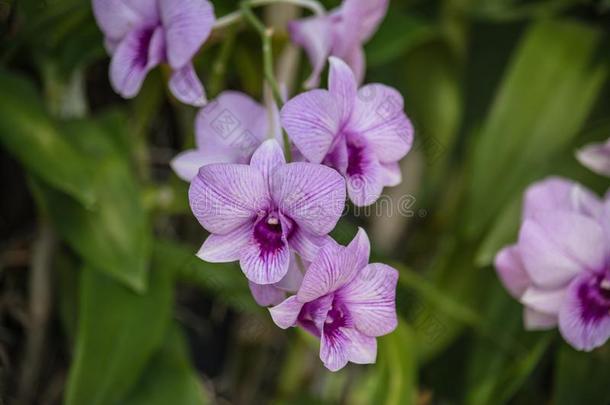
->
[1, 0, 610, 404]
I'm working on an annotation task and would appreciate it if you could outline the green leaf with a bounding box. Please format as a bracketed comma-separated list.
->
[0, 68, 96, 207]
[121, 324, 210, 405]
[553, 343, 610, 405]
[365, 12, 435, 68]
[365, 321, 418, 405]
[464, 282, 552, 405]
[30, 114, 151, 291]
[466, 19, 606, 237]
[157, 239, 260, 313]
[65, 245, 175, 405]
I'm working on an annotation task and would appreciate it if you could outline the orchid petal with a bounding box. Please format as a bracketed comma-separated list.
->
[269, 296, 304, 329]
[494, 245, 531, 299]
[347, 84, 413, 163]
[280, 90, 340, 164]
[518, 212, 604, 289]
[339, 263, 398, 336]
[189, 164, 268, 234]
[289, 16, 333, 89]
[250, 139, 286, 184]
[169, 63, 207, 107]
[196, 222, 252, 262]
[576, 138, 610, 177]
[159, 0, 215, 69]
[524, 308, 557, 330]
[559, 273, 610, 351]
[328, 57, 357, 123]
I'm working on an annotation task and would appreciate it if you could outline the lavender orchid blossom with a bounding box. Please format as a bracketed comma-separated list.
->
[281, 57, 413, 206]
[92, 0, 214, 106]
[290, 0, 388, 88]
[495, 177, 610, 351]
[189, 139, 346, 285]
[577, 137, 610, 177]
[248, 254, 305, 306]
[171, 91, 282, 181]
[269, 228, 398, 371]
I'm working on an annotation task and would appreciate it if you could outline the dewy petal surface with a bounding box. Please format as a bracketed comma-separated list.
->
[159, 0, 215, 69]
[280, 89, 340, 164]
[559, 273, 610, 351]
[338, 263, 398, 337]
[272, 163, 346, 235]
[189, 164, 268, 234]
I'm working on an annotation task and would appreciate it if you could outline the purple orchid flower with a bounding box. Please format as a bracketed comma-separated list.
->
[92, 0, 215, 106]
[281, 57, 413, 207]
[269, 228, 398, 371]
[290, 0, 388, 88]
[189, 139, 346, 285]
[249, 253, 305, 306]
[495, 177, 610, 351]
[577, 137, 610, 177]
[171, 91, 282, 181]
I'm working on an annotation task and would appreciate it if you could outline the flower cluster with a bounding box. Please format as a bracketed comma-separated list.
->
[495, 137, 610, 351]
[93, 0, 412, 371]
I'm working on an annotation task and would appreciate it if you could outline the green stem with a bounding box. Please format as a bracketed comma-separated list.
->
[208, 26, 237, 98]
[241, 0, 293, 162]
[214, 0, 325, 29]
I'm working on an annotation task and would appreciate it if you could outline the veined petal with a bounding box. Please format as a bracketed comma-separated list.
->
[189, 164, 268, 234]
[328, 57, 357, 123]
[159, 0, 215, 69]
[577, 138, 610, 177]
[195, 91, 268, 163]
[290, 229, 331, 262]
[320, 327, 350, 371]
[338, 263, 398, 337]
[559, 273, 610, 351]
[250, 139, 286, 184]
[524, 308, 557, 330]
[298, 240, 350, 301]
[345, 136, 384, 206]
[240, 233, 290, 285]
[170, 150, 207, 181]
[196, 222, 252, 262]
[347, 84, 413, 163]
[109, 26, 164, 98]
[281, 90, 340, 164]
[523, 177, 602, 220]
[269, 296, 304, 329]
[344, 328, 377, 364]
[518, 212, 604, 289]
[289, 16, 333, 89]
[169, 63, 207, 107]
[344, 228, 370, 273]
[272, 163, 345, 235]
[494, 245, 531, 299]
